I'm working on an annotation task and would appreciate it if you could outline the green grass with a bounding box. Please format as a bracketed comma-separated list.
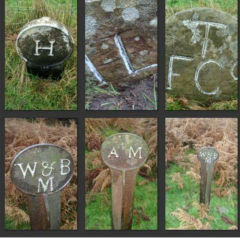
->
[166, 163, 237, 230]
[85, 176, 157, 230]
[166, 94, 237, 110]
[5, 0, 77, 110]
[5, 216, 30, 230]
[166, 0, 237, 16]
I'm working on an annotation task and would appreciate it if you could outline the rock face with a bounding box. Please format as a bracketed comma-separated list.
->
[16, 17, 74, 77]
[85, 0, 157, 87]
[11, 144, 74, 195]
[101, 133, 148, 171]
[166, 8, 237, 104]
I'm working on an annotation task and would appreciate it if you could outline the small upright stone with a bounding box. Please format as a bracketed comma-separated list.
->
[166, 8, 237, 104]
[101, 133, 148, 170]
[11, 144, 74, 195]
[16, 17, 74, 79]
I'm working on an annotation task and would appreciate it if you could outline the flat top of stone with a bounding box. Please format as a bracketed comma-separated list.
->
[101, 133, 148, 171]
[10, 144, 74, 195]
[198, 147, 219, 164]
[17, 17, 72, 39]
[16, 17, 74, 66]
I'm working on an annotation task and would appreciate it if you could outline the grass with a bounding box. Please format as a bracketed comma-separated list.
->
[5, 216, 30, 230]
[166, 94, 238, 110]
[5, 0, 77, 110]
[85, 176, 158, 230]
[85, 77, 158, 110]
[166, 152, 237, 230]
[166, 0, 238, 17]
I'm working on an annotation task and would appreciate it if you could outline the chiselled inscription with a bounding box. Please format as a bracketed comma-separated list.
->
[10, 144, 74, 195]
[101, 133, 148, 170]
[85, 0, 157, 86]
[167, 20, 237, 95]
[16, 17, 74, 67]
[34, 40, 55, 57]
[166, 8, 238, 102]
[198, 147, 219, 164]
[182, 20, 226, 59]
[86, 34, 157, 85]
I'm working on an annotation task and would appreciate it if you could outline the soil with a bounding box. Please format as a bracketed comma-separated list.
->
[88, 76, 157, 110]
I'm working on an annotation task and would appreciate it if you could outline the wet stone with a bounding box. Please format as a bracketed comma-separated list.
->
[166, 8, 238, 104]
[10, 144, 74, 195]
[85, 0, 157, 87]
[16, 17, 74, 78]
[101, 133, 148, 171]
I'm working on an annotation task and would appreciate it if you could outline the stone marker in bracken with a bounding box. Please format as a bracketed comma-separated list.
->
[85, 0, 157, 87]
[166, 8, 237, 104]
[16, 17, 74, 79]
[197, 147, 219, 208]
[101, 133, 148, 229]
[10, 144, 74, 230]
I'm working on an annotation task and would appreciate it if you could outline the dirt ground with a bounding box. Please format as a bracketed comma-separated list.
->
[87, 75, 157, 110]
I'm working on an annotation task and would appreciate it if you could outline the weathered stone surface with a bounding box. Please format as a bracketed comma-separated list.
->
[101, 133, 148, 171]
[85, 0, 157, 87]
[16, 17, 74, 72]
[10, 144, 74, 195]
[166, 8, 237, 104]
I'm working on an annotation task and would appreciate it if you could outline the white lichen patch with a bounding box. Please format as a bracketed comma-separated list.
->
[101, 43, 109, 49]
[150, 17, 157, 27]
[134, 36, 140, 41]
[101, 0, 116, 12]
[85, 16, 97, 38]
[122, 7, 139, 22]
[139, 50, 148, 56]
[103, 58, 113, 64]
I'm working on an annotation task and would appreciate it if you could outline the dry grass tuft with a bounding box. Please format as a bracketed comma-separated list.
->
[170, 206, 211, 230]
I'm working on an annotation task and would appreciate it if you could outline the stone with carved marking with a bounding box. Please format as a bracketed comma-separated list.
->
[166, 8, 237, 104]
[85, 0, 157, 87]
[10, 144, 74, 195]
[101, 133, 148, 170]
[16, 17, 74, 78]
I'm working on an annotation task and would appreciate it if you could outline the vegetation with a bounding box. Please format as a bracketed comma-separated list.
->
[86, 176, 157, 230]
[5, 0, 77, 110]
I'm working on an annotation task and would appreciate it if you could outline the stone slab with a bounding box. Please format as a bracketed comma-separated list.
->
[166, 8, 238, 104]
[85, 0, 157, 87]
[101, 133, 148, 171]
[10, 144, 74, 195]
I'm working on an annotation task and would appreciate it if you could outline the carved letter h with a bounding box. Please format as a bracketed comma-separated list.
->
[34, 40, 55, 56]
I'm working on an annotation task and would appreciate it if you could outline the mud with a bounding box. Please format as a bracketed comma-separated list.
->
[88, 75, 157, 110]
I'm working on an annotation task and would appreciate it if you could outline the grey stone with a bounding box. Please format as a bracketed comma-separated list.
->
[10, 144, 74, 195]
[166, 8, 237, 104]
[85, 0, 157, 87]
[101, 133, 148, 171]
[16, 17, 74, 77]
